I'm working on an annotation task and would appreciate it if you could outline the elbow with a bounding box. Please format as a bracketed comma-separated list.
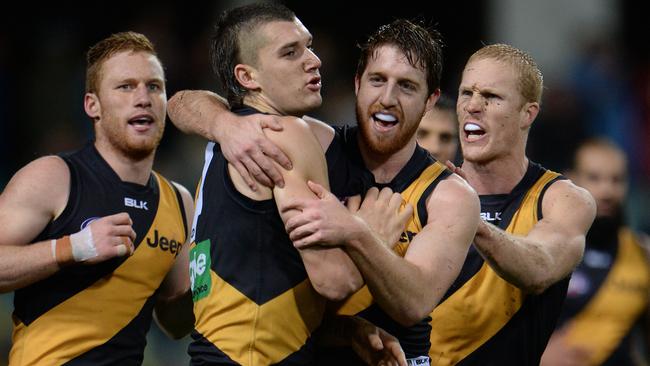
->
[391, 298, 435, 327]
[517, 275, 554, 295]
[161, 323, 193, 340]
[167, 91, 184, 125]
[311, 278, 358, 301]
[170, 324, 194, 340]
[0, 275, 22, 293]
[394, 306, 430, 327]
[521, 282, 548, 295]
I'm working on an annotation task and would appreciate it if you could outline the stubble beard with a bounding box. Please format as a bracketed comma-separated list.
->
[356, 105, 418, 157]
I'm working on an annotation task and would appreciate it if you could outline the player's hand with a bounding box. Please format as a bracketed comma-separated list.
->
[349, 187, 413, 249]
[220, 113, 291, 190]
[82, 212, 136, 264]
[540, 326, 590, 366]
[445, 160, 467, 180]
[350, 316, 407, 366]
[285, 181, 363, 248]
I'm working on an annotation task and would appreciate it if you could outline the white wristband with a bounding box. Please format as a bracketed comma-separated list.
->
[70, 225, 98, 262]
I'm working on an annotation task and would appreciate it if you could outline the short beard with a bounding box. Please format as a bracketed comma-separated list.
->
[586, 208, 624, 249]
[356, 105, 418, 157]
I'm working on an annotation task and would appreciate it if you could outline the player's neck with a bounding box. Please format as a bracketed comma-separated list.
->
[95, 142, 155, 185]
[462, 155, 528, 195]
[359, 138, 416, 184]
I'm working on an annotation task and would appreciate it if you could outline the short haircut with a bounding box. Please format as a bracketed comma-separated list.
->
[356, 19, 444, 96]
[86, 31, 158, 93]
[210, 2, 296, 108]
[468, 44, 543, 105]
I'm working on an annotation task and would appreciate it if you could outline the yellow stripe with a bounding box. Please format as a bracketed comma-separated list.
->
[10, 173, 184, 365]
[194, 270, 324, 365]
[429, 170, 560, 365]
[394, 162, 446, 257]
[564, 228, 650, 365]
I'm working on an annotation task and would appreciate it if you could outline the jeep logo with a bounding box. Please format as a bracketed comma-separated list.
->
[146, 229, 181, 256]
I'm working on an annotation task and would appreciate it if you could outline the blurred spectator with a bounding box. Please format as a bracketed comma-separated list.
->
[416, 94, 459, 164]
[541, 138, 650, 366]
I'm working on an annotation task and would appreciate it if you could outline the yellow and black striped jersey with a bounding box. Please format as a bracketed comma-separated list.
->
[10, 143, 187, 366]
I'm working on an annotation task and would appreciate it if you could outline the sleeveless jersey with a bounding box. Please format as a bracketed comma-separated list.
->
[559, 227, 650, 365]
[188, 107, 323, 366]
[321, 126, 452, 363]
[428, 162, 567, 366]
[10, 143, 187, 366]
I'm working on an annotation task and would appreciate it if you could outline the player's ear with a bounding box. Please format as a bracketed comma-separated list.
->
[234, 64, 260, 91]
[84, 93, 101, 121]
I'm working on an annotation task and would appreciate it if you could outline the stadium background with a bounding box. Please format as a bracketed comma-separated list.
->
[0, 0, 648, 364]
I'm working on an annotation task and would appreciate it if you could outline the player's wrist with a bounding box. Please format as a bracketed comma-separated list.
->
[51, 226, 99, 266]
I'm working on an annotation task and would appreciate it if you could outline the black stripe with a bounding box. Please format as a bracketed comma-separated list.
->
[456, 277, 569, 366]
[417, 168, 452, 226]
[189, 331, 239, 365]
[171, 180, 189, 239]
[189, 330, 316, 365]
[535, 175, 566, 220]
[63, 295, 157, 366]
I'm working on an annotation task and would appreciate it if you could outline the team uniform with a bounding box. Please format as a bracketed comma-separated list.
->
[9, 143, 188, 366]
[556, 227, 650, 365]
[321, 126, 452, 365]
[188, 107, 324, 366]
[428, 162, 567, 366]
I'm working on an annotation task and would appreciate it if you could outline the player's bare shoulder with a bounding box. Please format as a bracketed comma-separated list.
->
[2, 155, 71, 204]
[427, 172, 479, 211]
[541, 178, 596, 220]
[264, 116, 322, 157]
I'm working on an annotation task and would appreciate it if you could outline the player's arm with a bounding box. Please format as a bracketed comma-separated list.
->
[342, 175, 479, 326]
[473, 180, 595, 294]
[315, 315, 406, 366]
[268, 117, 363, 301]
[0, 156, 135, 293]
[154, 182, 195, 339]
[168, 90, 290, 189]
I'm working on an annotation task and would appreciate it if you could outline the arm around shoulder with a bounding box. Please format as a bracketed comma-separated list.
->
[167, 90, 228, 140]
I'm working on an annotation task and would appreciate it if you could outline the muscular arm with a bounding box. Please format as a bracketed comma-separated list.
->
[167, 90, 229, 141]
[473, 180, 595, 294]
[0, 157, 69, 292]
[154, 183, 195, 339]
[0, 156, 135, 293]
[345, 176, 480, 326]
[268, 118, 363, 301]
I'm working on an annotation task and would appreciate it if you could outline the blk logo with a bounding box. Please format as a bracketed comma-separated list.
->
[480, 211, 501, 222]
[125, 197, 148, 210]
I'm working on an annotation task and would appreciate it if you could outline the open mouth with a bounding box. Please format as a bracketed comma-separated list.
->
[128, 115, 154, 126]
[464, 122, 485, 142]
[307, 76, 322, 91]
[372, 112, 398, 130]
[128, 114, 155, 133]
